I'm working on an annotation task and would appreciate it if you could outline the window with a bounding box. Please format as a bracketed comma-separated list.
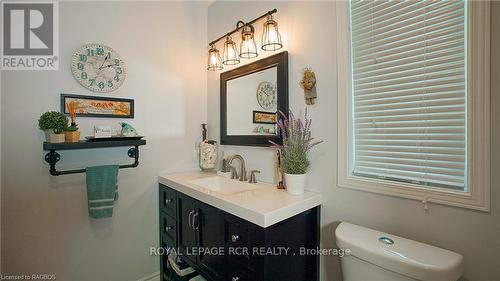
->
[337, 0, 490, 211]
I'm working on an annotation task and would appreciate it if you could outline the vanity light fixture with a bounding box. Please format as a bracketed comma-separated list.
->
[207, 44, 223, 71]
[206, 9, 281, 71]
[261, 14, 282, 51]
[222, 36, 240, 65]
[240, 24, 258, 59]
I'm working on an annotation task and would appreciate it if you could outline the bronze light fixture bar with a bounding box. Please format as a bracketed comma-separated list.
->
[207, 9, 282, 71]
[209, 9, 277, 47]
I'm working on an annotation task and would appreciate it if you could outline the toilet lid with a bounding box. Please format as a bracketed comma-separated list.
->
[335, 222, 463, 281]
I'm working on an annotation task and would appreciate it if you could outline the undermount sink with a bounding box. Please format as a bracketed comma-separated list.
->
[188, 176, 266, 194]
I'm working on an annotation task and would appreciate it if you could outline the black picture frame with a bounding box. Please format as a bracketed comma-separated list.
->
[220, 51, 288, 146]
[253, 110, 277, 124]
[60, 94, 134, 118]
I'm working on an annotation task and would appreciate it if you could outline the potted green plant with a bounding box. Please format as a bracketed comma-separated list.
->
[63, 101, 80, 142]
[49, 127, 66, 143]
[38, 111, 68, 143]
[64, 124, 80, 142]
[270, 109, 322, 195]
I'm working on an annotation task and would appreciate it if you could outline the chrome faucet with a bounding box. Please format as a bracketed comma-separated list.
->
[228, 155, 247, 181]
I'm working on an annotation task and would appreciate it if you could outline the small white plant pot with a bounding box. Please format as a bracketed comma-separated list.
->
[48, 133, 65, 143]
[44, 129, 53, 141]
[284, 173, 307, 195]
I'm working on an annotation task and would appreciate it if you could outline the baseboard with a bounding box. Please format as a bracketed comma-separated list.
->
[137, 271, 160, 281]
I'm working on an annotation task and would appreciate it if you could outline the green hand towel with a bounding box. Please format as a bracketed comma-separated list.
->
[86, 165, 119, 219]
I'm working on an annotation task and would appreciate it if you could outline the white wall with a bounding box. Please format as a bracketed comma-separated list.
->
[1, 1, 207, 280]
[207, 2, 500, 280]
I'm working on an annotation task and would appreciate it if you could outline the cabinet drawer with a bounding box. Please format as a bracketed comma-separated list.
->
[224, 215, 253, 269]
[225, 219, 249, 249]
[159, 184, 177, 218]
[161, 212, 177, 247]
[226, 264, 255, 281]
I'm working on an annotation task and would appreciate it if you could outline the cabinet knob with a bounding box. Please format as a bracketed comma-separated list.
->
[231, 234, 239, 243]
[165, 198, 172, 205]
[165, 226, 172, 232]
[232, 277, 240, 281]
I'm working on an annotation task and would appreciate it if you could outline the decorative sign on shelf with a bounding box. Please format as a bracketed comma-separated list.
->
[60, 94, 134, 118]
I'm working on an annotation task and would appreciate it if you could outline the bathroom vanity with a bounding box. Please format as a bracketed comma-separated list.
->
[158, 172, 322, 281]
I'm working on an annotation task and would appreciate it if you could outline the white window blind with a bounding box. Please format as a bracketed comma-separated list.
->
[350, 0, 467, 190]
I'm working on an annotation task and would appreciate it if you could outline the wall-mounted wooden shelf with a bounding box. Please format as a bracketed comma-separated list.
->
[43, 139, 146, 176]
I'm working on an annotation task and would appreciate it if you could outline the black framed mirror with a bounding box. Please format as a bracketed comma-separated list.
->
[220, 51, 288, 146]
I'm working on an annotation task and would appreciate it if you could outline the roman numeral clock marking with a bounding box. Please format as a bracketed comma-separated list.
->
[71, 43, 127, 93]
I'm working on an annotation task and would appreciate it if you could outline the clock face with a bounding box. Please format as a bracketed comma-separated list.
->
[256, 81, 277, 111]
[71, 43, 126, 93]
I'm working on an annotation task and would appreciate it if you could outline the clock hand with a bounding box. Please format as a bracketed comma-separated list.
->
[102, 62, 119, 68]
[98, 54, 110, 70]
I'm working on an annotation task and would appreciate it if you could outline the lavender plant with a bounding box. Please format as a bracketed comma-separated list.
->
[270, 109, 322, 174]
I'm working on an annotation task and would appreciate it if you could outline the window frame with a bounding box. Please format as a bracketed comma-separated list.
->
[336, 0, 491, 211]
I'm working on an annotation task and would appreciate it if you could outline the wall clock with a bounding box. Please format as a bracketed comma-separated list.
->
[71, 43, 127, 93]
[256, 81, 277, 111]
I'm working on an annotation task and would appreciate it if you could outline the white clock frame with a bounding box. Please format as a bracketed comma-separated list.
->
[256, 81, 277, 111]
[71, 43, 127, 93]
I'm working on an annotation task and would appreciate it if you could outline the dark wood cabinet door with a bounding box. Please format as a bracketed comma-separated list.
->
[160, 184, 320, 281]
[160, 211, 177, 248]
[197, 202, 225, 280]
[226, 263, 254, 281]
[177, 193, 198, 265]
[159, 184, 177, 218]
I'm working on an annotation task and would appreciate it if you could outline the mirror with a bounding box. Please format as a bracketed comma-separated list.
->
[221, 51, 288, 146]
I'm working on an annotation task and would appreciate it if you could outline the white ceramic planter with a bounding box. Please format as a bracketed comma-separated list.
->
[44, 129, 53, 141]
[48, 133, 65, 143]
[284, 173, 307, 195]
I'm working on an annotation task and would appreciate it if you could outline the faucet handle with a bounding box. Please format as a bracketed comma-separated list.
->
[230, 166, 238, 180]
[221, 158, 230, 173]
[248, 170, 261, 184]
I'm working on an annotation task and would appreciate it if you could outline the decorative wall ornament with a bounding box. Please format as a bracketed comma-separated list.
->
[300, 68, 317, 105]
[60, 94, 134, 118]
[253, 111, 277, 124]
[71, 43, 127, 93]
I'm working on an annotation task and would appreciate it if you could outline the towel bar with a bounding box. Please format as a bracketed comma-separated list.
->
[43, 139, 146, 176]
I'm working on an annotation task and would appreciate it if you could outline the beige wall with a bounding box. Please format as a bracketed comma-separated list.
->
[1, 1, 207, 280]
[207, 1, 500, 280]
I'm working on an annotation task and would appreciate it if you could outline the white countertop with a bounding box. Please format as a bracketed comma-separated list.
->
[158, 171, 322, 228]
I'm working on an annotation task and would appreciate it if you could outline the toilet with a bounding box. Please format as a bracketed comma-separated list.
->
[335, 222, 463, 281]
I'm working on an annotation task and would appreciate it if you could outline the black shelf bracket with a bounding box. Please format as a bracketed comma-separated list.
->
[43, 139, 145, 176]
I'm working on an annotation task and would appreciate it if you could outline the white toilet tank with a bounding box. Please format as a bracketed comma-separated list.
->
[335, 222, 463, 281]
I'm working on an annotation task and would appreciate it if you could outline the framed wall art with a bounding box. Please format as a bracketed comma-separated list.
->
[253, 111, 277, 124]
[60, 94, 134, 118]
